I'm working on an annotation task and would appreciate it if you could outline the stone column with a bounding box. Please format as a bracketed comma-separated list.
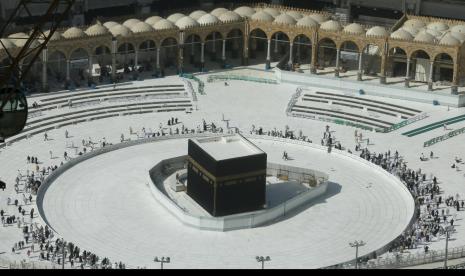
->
[222, 39, 226, 68]
[274, 33, 279, 54]
[111, 39, 117, 81]
[42, 48, 48, 91]
[66, 59, 70, 81]
[310, 44, 317, 74]
[88, 54, 92, 85]
[357, 52, 363, 81]
[178, 32, 184, 74]
[134, 48, 138, 69]
[288, 42, 294, 68]
[200, 42, 205, 71]
[379, 53, 387, 84]
[335, 48, 340, 77]
[405, 58, 411, 87]
[266, 39, 271, 69]
[212, 32, 216, 61]
[452, 62, 458, 94]
[428, 60, 434, 91]
[156, 47, 160, 70]
[242, 33, 249, 66]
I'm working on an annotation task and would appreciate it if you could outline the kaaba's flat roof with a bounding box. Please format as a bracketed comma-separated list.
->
[191, 134, 264, 161]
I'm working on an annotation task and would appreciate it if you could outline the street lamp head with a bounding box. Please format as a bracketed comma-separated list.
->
[256, 256, 261, 262]
[265, 256, 271, 261]
[166, 257, 170, 263]
[154, 257, 159, 262]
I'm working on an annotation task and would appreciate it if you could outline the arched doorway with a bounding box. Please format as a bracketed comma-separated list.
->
[69, 48, 89, 88]
[387, 47, 408, 84]
[248, 28, 268, 66]
[361, 44, 382, 80]
[270, 31, 291, 70]
[292, 34, 312, 73]
[139, 40, 156, 73]
[21, 54, 42, 92]
[184, 34, 202, 72]
[205, 31, 223, 65]
[225, 29, 244, 67]
[160, 37, 178, 76]
[338, 41, 359, 77]
[433, 53, 453, 84]
[410, 50, 431, 86]
[317, 38, 337, 74]
[116, 42, 135, 77]
[47, 50, 66, 89]
[94, 46, 112, 82]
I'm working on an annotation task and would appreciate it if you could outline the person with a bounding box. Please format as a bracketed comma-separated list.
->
[49, 150, 53, 159]
[44, 132, 48, 141]
[65, 130, 69, 139]
[444, 123, 447, 130]
[430, 151, 434, 159]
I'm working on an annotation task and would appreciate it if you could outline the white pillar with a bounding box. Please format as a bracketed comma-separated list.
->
[42, 48, 48, 89]
[66, 59, 70, 81]
[288, 42, 293, 65]
[429, 61, 434, 82]
[335, 48, 340, 77]
[111, 39, 117, 80]
[156, 47, 160, 69]
[222, 39, 226, 60]
[267, 39, 271, 61]
[357, 52, 363, 81]
[212, 33, 216, 53]
[134, 48, 138, 68]
[406, 58, 411, 79]
[274, 34, 278, 53]
[201, 42, 205, 63]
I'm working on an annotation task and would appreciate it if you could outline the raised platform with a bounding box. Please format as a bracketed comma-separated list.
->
[148, 155, 329, 231]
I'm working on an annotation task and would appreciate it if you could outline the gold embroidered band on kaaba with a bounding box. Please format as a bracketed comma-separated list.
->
[187, 156, 266, 184]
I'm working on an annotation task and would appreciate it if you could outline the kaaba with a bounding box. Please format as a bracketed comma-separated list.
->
[187, 135, 267, 217]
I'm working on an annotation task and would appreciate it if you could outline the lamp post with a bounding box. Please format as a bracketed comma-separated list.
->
[154, 256, 170, 269]
[349, 240, 366, 269]
[444, 225, 454, 269]
[256, 256, 271, 269]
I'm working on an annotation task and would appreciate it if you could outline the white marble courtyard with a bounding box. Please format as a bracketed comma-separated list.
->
[1, 65, 465, 268]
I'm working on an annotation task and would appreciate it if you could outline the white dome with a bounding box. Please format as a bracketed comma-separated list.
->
[210, 8, 228, 18]
[251, 11, 275, 22]
[427, 21, 449, 32]
[109, 24, 133, 37]
[309, 13, 328, 23]
[320, 20, 342, 32]
[390, 29, 413, 40]
[401, 26, 421, 36]
[425, 29, 442, 38]
[413, 31, 436, 43]
[450, 31, 465, 42]
[103, 21, 119, 29]
[62, 27, 87, 39]
[122, 18, 141, 28]
[8, 32, 28, 47]
[175, 16, 199, 30]
[263, 8, 280, 17]
[273, 13, 297, 25]
[366, 26, 388, 37]
[286, 11, 303, 20]
[234, 6, 255, 18]
[343, 23, 365, 34]
[131, 22, 153, 33]
[403, 18, 426, 29]
[44, 30, 63, 41]
[296, 16, 318, 28]
[189, 10, 207, 21]
[145, 16, 163, 25]
[218, 11, 242, 22]
[439, 33, 461, 46]
[85, 23, 109, 36]
[167, 13, 185, 23]
[153, 19, 176, 30]
[0, 38, 16, 50]
[198, 14, 219, 25]
[450, 24, 465, 33]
